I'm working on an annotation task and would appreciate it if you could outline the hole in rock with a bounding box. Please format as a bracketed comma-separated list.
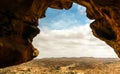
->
[33, 3, 117, 58]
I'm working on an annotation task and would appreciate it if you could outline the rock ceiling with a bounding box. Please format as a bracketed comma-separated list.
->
[0, 0, 120, 67]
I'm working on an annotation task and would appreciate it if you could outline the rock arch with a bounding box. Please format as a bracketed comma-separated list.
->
[0, 0, 120, 68]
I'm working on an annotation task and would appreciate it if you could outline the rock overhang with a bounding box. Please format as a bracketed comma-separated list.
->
[0, 0, 120, 68]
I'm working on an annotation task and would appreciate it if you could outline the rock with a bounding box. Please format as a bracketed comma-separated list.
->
[76, 0, 120, 58]
[0, 0, 120, 68]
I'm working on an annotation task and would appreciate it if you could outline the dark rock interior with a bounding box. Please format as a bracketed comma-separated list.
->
[0, 0, 120, 68]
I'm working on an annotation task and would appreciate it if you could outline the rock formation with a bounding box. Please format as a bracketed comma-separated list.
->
[0, 0, 120, 68]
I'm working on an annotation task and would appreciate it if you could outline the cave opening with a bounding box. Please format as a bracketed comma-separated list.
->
[33, 3, 117, 58]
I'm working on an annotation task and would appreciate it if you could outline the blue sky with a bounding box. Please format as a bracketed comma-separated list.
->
[33, 3, 118, 58]
[39, 3, 90, 30]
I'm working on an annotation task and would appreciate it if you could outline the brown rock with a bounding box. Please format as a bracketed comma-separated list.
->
[0, 0, 120, 68]
[77, 0, 120, 58]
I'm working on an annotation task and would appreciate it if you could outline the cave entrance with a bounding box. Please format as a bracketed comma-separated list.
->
[33, 3, 117, 58]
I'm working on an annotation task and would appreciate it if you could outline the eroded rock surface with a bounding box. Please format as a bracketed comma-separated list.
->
[0, 0, 120, 68]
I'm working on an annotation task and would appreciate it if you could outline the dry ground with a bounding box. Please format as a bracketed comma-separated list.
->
[0, 57, 120, 74]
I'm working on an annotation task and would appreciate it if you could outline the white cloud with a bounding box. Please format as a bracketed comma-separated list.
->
[33, 24, 118, 58]
[33, 3, 118, 58]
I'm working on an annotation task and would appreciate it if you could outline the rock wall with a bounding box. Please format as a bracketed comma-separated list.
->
[75, 0, 120, 57]
[0, 0, 120, 68]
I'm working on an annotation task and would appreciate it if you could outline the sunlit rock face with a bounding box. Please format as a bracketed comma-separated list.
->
[0, 0, 120, 68]
[75, 0, 120, 58]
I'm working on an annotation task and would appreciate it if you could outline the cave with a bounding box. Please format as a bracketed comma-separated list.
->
[33, 3, 117, 58]
[0, 0, 120, 68]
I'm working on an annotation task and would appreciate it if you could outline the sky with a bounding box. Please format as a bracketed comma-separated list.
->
[33, 3, 118, 58]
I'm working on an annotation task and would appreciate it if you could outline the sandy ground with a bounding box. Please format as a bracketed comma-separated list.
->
[0, 57, 120, 74]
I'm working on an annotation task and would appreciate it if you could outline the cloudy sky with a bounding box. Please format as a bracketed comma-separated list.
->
[33, 3, 118, 58]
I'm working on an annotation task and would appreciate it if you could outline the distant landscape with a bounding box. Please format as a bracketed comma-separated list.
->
[0, 57, 120, 74]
